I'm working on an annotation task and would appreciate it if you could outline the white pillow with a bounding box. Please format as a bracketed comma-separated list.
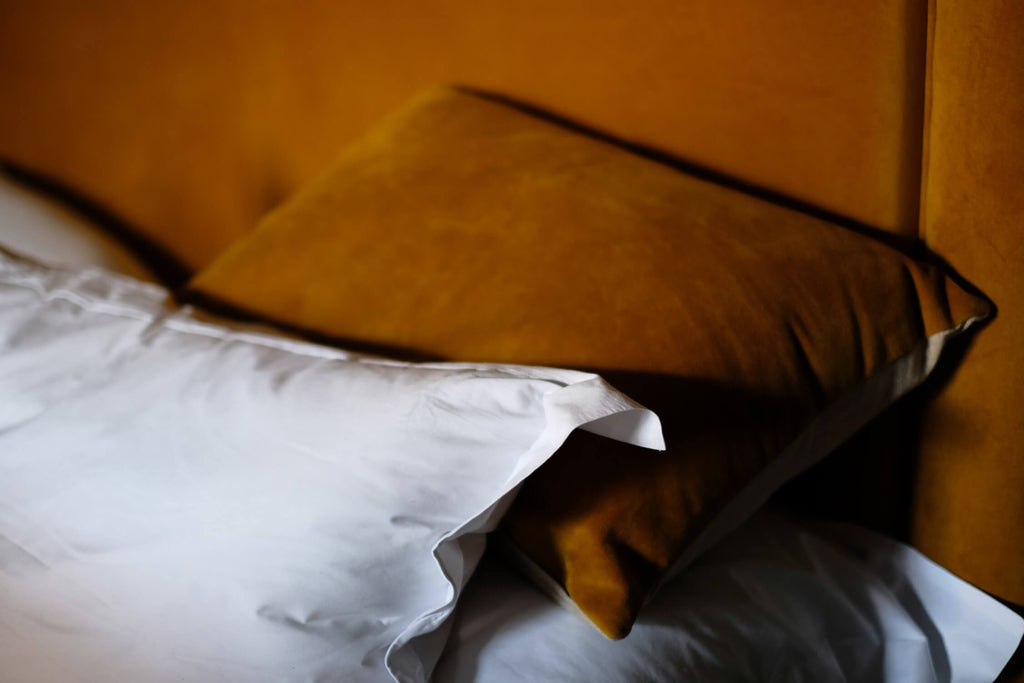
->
[0, 248, 662, 683]
[0, 171, 155, 280]
[437, 509, 1024, 683]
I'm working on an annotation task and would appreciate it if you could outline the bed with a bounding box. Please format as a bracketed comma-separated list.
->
[1, 2, 1022, 681]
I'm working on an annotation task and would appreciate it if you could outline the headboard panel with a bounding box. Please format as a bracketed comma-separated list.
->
[915, 0, 1024, 606]
[0, 0, 925, 268]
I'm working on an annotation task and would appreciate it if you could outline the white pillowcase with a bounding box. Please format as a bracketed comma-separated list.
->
[0, 171, 154, 280]
[0, 248, 662, 683]
[438, 509, 1024, 683]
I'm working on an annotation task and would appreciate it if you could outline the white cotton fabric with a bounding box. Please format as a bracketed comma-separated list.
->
[0, 171, 155, 281]
[438, 509, 1024, 683]
[0, 248, 663, 683]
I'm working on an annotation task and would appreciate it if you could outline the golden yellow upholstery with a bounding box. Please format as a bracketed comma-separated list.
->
[914, 0, 1024, 605]
[0, 0, 925, 269]
[0, 0, 1020, 617]
[187, 87, 990, 638]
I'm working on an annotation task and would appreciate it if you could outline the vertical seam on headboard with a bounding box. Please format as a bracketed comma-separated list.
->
[918, 0, 938, 241]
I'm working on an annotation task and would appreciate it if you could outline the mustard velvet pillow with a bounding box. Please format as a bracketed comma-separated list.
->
[187, 86, 990, 639]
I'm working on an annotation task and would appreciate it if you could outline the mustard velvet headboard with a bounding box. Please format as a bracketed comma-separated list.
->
[915, 0, 1024, 607]
[0, 0, 1020, 606]
[0, 0, 928, 265]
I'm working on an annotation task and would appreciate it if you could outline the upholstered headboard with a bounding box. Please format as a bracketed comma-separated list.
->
[1, 0, 1020, 606]
[0, 0, 930, 263]
[915, 0, 1024, 607]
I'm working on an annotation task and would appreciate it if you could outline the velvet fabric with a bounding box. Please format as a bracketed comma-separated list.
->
[914, 0, 1024, 607]
[0, 0, 925, 269]
[188, 88, 990, 638]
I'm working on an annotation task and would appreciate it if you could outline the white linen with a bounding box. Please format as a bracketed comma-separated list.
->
[438, 509, 1024, 683]
[0, 170, 154, 280]
[0, 248, 663, 683]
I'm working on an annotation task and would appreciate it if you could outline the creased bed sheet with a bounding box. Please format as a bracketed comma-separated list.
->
[439, 508, 1024, 683]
